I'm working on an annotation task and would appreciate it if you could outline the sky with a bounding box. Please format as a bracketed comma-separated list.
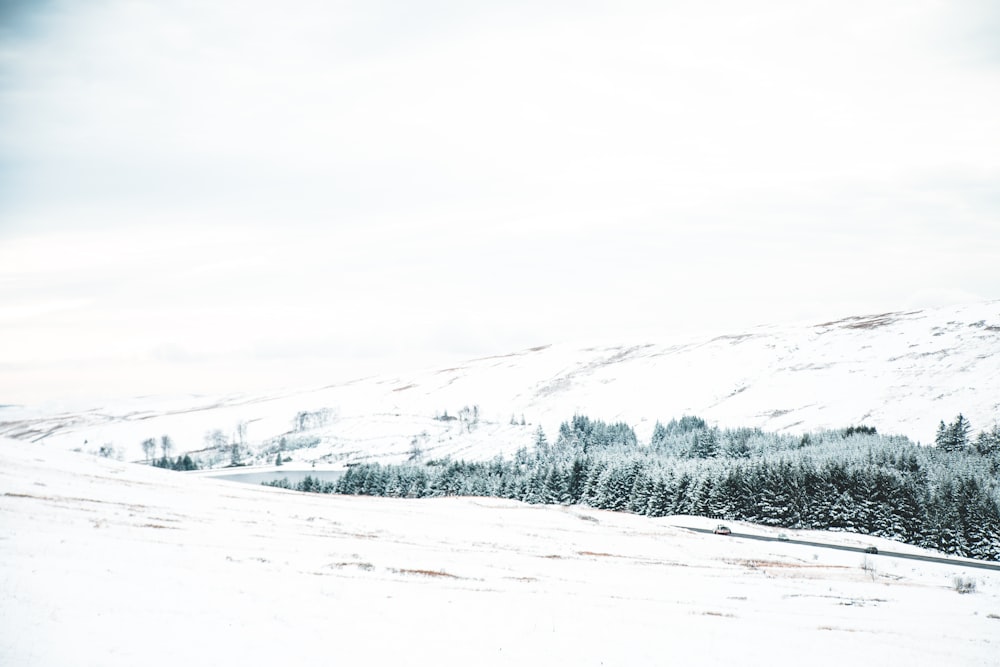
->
[1, 0, 999, 404]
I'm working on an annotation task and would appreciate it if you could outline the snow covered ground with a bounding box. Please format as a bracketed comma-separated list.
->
[2, 300, 999, 468]
[2, 438, 998, 666]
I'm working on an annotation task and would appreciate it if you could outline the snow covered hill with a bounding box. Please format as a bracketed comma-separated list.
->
[2, 300, 999, 467]
[1, 437, 998, 666]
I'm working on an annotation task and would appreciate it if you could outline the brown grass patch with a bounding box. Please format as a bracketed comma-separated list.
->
[816, 312, 904, 330]
[3, 492, 146, 512]
[394, 568, 460, 579]
[330, 561, 375, 571]
[728, 558, 847, 570]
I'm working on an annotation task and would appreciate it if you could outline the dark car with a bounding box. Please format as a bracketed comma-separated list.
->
[864, 546, 878, 554]
[713, 525, 732, 535]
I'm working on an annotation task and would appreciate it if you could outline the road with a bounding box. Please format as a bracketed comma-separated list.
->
[683, 526, 1000, 572]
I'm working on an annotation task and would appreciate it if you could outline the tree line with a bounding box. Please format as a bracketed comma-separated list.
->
[291, 413, 1000, 561]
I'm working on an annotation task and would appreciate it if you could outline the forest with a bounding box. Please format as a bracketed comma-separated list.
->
[268, 414, 1000, 561]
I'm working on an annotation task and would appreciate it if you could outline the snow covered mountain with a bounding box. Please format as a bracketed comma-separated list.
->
[2, 300, 999, 467]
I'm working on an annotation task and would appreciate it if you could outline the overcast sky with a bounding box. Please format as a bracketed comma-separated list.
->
[2, 0, 999, 404]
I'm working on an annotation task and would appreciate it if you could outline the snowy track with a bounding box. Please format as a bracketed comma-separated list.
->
[684, 527, 1000, 572]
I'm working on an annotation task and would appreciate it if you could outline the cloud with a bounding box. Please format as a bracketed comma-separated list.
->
[1, 0, 998, 402]
[904, 288, 991, 311]
[0, 298, 92, 323]
[2, 1, 996, 227]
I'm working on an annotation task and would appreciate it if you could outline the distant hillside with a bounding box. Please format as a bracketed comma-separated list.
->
[2, 300, 998, 466]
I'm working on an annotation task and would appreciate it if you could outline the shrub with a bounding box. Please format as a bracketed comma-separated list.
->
[861, 557, 877, 581]
[953, 576, 977, 594]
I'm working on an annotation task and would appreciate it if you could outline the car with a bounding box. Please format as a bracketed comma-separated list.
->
[776, 533, 789, 541]
[713, 525, 732, 535]
[864, 546, 878, 554]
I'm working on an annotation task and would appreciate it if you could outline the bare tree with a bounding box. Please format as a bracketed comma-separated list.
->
[205, 429, 227, 449]
[294, 409, 333, 432]
[408, 438, 424, 463]
[141, 438, 157, 463]
[160, 435, 174, 460]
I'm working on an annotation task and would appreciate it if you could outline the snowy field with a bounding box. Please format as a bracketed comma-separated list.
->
[2, 439, 998, 666]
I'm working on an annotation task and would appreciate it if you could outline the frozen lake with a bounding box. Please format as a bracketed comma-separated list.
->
[190, 466, 345, 486]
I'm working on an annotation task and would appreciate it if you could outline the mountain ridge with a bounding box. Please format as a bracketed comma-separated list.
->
[2, 299, 998, 465]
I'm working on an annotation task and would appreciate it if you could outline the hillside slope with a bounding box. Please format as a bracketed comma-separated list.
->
[2, 300, 998, 466]
[1, 438, 998, 666]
